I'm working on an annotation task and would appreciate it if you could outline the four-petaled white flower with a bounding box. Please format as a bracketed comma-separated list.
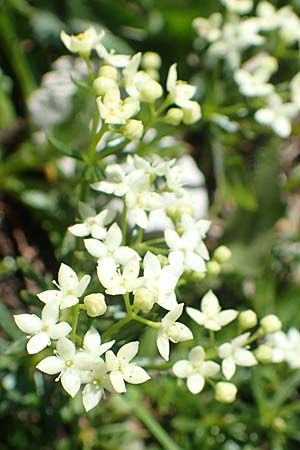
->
[91, 164, 141, 197]
[173, 346, 219, 394]
[165, 228, 208, 273]
[105, 341, 150, 393]
[218, 332, 257, 380]
[96, 87, 140, 125]
[186, 290, 238, 331]
[84, 222, 139, 266]
[75, 327, 115, 370]
[266, 328, 300, 369]
[37, 263, 90, 309]
[157, 304, 193, 361]
[81, 359, 115, 412]
[36, 337, 84, 397]
[254, 93, 298, 138]
[97, 256, 144, 295]
[166, 64, 197, 107]
[14, 302, 71, 354]
[68, 203, 115, 239]
[193, 13, 223, 43]
[60, 27, 104, 57]
[142, 251, 181, 310]
[220, 0, 253, 14]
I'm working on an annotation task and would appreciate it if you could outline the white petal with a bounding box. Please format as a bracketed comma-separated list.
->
[37, 290, 62, 304]
[90, 224, 106, 240]
[130, 208, 148, 229]
[187, 373, 205, 394]
[68, 223, 90, 237]
[166, 63, 177, 93]
[105, 223, 122, 250]
[27, 332, 50, 354]
[110, 370, 126, 393]
[231, 332, 250, 348]
[117, 341, 139, 364]
[144, 252, 161, 279]
[98, 340, 115, 356]
[105, 350, 119, 371]
[75, 275, 91, 297]
[201, 291, 220, 315]
[122, 258, 140, 282]
[157, 333, 170, 361]
[173, 360, 190, 378]
[41, 302, 59, 325]
[186, 307, 206, 326]
[218, 310, 238, 327]
[123, 364, 150, 384]
[273, 116, 291, 138]
[14, 314, 42, 335]
[218, 343, 232, 359]
[57, 337, 75, 361]
[164, 229, 180, 250]
[75, 352, 97, 371]
[189, 346, 205, 363]
[60, 295, 79, 309]
[202, 361, 220, 377]
[234, 348, 257, 367]
[82, 383, 104, 412]
[222, 357, 236, 380]
[186, 251, 206, 272]
[48, 322, 72, 339]
[164, 303, 184, 322]
[58, 263, 78, 290]
[114, 247, 140, 265]
[36, 356, 64, 374]
[61, 368, 81, 397]
[84, 239, 107, 258]
[83, 327, 101, 353]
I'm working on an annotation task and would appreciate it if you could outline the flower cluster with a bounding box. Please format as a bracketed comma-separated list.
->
[193, 0, 300, 137]
[13, 25, 286, 412]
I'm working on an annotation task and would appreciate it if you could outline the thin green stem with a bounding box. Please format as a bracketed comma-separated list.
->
[209, 329, 215, 347]
[71, 304, 80, 343]
[132, 314, 161, 329]
[123, 293, 131, 315]
[121, 202, 128, 245]
[102, 316, 132, 341]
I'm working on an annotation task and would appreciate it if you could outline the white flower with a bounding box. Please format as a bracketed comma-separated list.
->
[277, 6, 300, 44]
[254, 93, 298, 138]
[60, 27, 104, 57]
[105, 342, 150, 393]
[91, 164, 133, 197]
[75, 328, 115, 370]
[220, 0, 253, 14]
[84, 222, 139, 266]
[173, 346, 219, 394]
[266, 328, 300, 369]
[157, 304, 193, 361]
[68, 203, 115, 239]
[256, 2, 280, 31]
[186, 290, 238, 331]
[193, 13, 223, 43]
[36, 337, 83, 397]
[165, 228, 208, 273]
[96, 87, 140, 125]
[218, 332, 257, 380]
[166, 64, 197, 108]
[81, 359, 107, 411]
[37, 263, 90, 309]
[96, 44, 130, 68]
[97, 256, 144, 295]
[142, 252, 181, 310]
[209, 18, 264, 69]
[14, 302, 71, 354]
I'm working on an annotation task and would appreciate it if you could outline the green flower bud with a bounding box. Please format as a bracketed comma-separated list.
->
[165, 108, 183, 126]
[238, 309, 257, 330]
[133, 288, 155, 313]
[84, 293, 107, 317]
[123, 120, 144, 140]
[255, 344, 273, 363]
[215, 382, 237, 403]
[98, 65, 118, 81]
[139, 79, 163, 103]
[260, 314, 282, 334]
[142, 52, 162, 70]
[206, 260, 221, 276]
[93, 76, 117, 96]
[214, 245, 232, 263]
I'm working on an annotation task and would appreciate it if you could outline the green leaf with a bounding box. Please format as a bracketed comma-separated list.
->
[0, 303, 22, 339]
[47, 135, 83, 160]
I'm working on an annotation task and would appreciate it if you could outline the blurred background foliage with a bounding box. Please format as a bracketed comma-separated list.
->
[1, 0, 300, 449]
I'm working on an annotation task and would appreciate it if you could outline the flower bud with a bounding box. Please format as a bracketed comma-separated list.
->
[146, 69, 160, 81]
[98, 65, 118, 81]
[142, 51, 162, 70]
[238, 309, 257, 330]
[123, 120, 144, 140]
[260, 314, 282, 334]
[133, 288, 155, 313]
[255, 344, 273, 363]
[93, 76, 117, 96]
[206, 261, 221, 276]
[165, 108, 183, 126]
[139, 80, 163, 103]
[215, 382, 237, 403]
[84, 293, 107, 317]
[157, 255, 169, 267]
[182, 102, 201, 125]
[214, 245, 232, 263]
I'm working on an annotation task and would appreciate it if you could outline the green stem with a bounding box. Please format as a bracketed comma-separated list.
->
[121, 202, 128, 245]
[132, 314, 161, 329]
[209, 329, 215, 347]
[123, 293, 131, 315]
[71, 304, 80, 343]
[102, 316, 132, 341]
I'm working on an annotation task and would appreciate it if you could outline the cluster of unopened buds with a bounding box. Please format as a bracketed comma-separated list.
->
[193, 0, 300, 138]
[14, 25, 285, 412]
